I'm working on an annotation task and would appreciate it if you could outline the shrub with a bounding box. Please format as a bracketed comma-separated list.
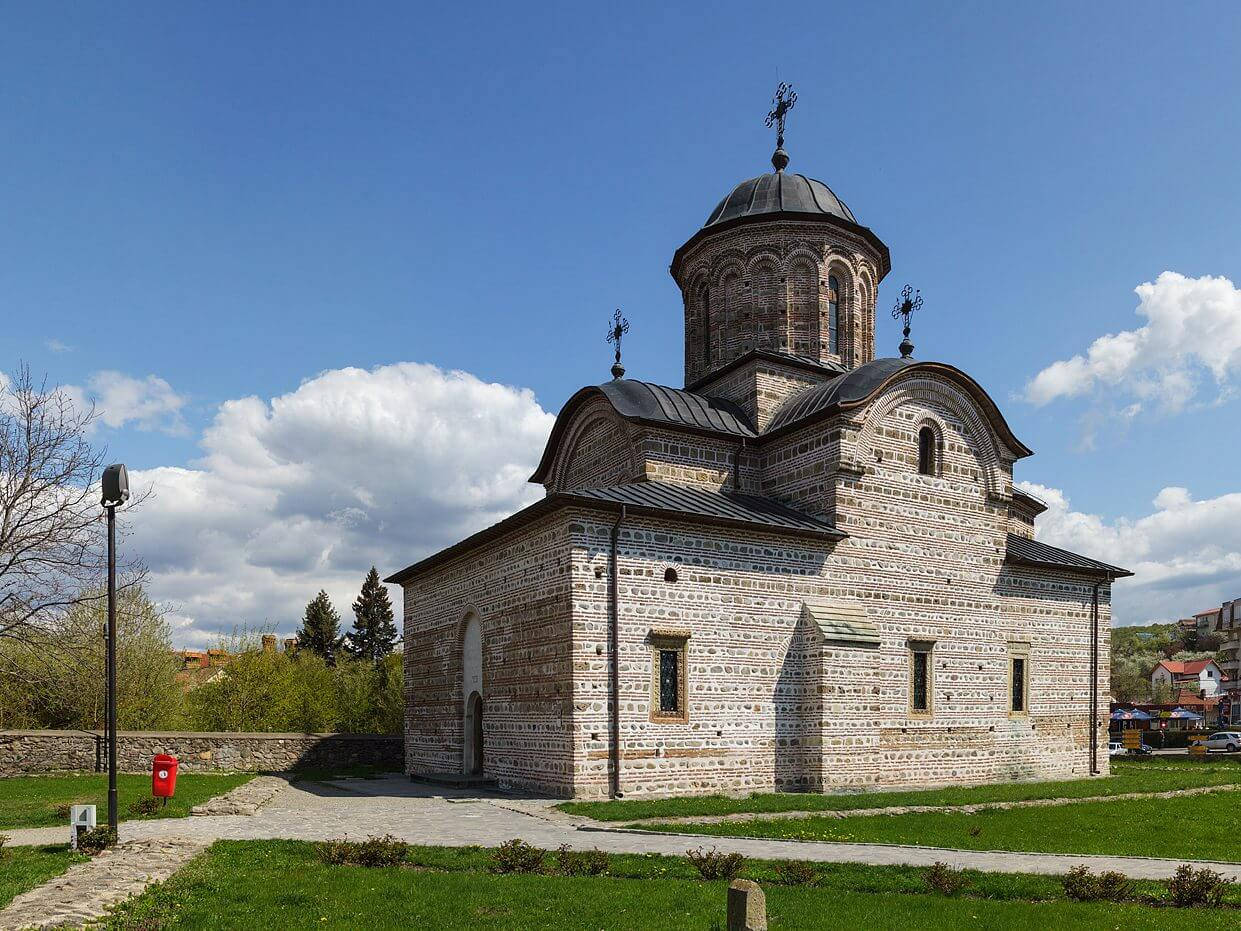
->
[554, 845, 609, 876]
[491, 839, 546, 874]
[773, 860, 817, 886]
[1062, 865, 1133, 903]
[925, 861, 967, 896]
[316, 835, 408, 868]
[77, 827, 117, 855]
[54, 803, 72, 820]
[1168, 864, 1230, 908]
[686, 847, 746, 881]
[0, 835, 8, 860]
[128, 797, 161, 816]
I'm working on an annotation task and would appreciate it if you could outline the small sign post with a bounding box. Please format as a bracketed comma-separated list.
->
[1189, 733, 1207, 757]
[1122, 729, 1141, 750]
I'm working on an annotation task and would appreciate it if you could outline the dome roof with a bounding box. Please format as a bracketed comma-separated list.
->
[704, 171, 856, 229]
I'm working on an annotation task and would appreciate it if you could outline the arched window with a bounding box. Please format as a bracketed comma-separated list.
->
[917, 426, 936, 476]
[827, 275, 840, 355]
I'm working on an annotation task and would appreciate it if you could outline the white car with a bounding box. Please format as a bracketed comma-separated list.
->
[1108, 741, 1126, 756]
[1206, 731, 1241, 752]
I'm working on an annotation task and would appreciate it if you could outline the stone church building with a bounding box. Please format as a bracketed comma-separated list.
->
[388, 126, 1130, 799]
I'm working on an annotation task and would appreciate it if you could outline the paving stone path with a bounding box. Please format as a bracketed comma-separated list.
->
[616, 781, 1241, 827]
[191, 774, 289, 816]
[5, 774, 1241, 927]
[0, 837, 205, 930]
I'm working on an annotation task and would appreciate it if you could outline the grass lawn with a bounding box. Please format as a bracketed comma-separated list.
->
[0, 844, 84, 909]
[102, 840, 1231, 929]
[0, 772, 254, 830]
[645, 789, 1241, 862]
[559, 757, 1241, 822]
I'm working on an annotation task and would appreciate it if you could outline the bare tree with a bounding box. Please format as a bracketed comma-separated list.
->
[0, 365, 143, 645]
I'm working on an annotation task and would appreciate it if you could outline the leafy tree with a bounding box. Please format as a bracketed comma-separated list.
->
[0, 586, 181, 730]
[297, 590, 343, 665]
[345, 567, 398, 664]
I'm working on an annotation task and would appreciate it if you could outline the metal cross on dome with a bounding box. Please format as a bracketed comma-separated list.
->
[765, 82, 797, 150]
[607, 308, 630, 380]
[892, 285, 923, 359]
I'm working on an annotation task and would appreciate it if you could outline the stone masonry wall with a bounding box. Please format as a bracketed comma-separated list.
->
[404, 509, 577, 795]
[0, 731, 402, 776]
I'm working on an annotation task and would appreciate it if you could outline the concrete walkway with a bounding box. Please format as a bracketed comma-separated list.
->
[5, 775, 1241, 885]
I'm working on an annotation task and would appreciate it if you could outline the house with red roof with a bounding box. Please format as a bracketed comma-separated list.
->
[1151, 658, 1226, 697]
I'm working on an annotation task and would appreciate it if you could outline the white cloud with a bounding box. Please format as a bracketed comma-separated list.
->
[1017, 480, 1241, 624]
[45, 339, 73, 353]
[65, 371, 189, 435]
[125, 362, 554, 646]
[1024, 272, 1241, 411]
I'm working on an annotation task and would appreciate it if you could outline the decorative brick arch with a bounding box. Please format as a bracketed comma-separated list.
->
[549, 401, 639, 492]
[824, 257, 857, 365]
[856, 375, 1005, 499]
[786, 255, 819, 357]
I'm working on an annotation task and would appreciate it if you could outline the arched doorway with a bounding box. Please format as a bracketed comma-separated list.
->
[464, 691, 484, 775]
[462, 613, 483, 775]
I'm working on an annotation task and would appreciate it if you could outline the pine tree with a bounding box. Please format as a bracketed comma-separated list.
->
[345, 567, 398, 664]
[297, 590, 343, 665]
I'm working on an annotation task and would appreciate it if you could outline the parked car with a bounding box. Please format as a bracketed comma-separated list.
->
[1206, 731, 1241, 752]
[1108, 741, 1125, 756]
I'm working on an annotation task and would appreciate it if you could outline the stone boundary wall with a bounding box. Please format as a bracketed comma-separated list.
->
[0, 730, 402, 777]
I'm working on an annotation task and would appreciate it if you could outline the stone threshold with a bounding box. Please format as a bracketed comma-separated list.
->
[610, 782, 1241, 827]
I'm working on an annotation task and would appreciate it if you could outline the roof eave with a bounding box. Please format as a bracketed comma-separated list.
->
[669, 211, 891, 281]
[1004, 554, 1134, 580]
[386, 491, 847, 584]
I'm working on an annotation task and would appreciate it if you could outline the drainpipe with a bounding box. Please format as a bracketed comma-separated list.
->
[608, 505, 627, 798]
[1090, 579, 1103, 775]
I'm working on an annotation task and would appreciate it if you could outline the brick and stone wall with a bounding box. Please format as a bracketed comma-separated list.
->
[0, 731, 402, 777]
[403, 509, 577, 795]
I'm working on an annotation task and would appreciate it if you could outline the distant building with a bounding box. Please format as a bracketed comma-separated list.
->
[1151, 658, 1225, 697]
[1195, 606, 1223, 638]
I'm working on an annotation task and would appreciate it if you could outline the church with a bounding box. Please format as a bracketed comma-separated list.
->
[387, 89, 1130, 799]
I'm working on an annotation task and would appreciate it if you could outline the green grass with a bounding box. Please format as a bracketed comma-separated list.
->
[560, 758, 1241, 822]
[0, 844, 84, 908]
[643, 788, 1241, 862]
[102, 840, 1230, 929]
[0, 772, 255, 830]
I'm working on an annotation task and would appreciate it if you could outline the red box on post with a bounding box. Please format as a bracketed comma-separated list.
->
[152, 754, 179, 798]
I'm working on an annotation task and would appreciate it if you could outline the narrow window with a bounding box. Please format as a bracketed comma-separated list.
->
[1011, 656, 1026, 713]
[659, 649, 679, 712]
[828, 275, 840, 355]
[910, 644, 932, 714]
[918, 426, 936, 475]
[700, 286, 711, 367]
[649, 631, 689, 723]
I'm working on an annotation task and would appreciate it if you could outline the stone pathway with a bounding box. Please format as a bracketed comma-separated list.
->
[5, 774, 1241, 927]
[617, 781, 1241, 827]
[191, 775, 289, 816]
[0, 837, 205, 930]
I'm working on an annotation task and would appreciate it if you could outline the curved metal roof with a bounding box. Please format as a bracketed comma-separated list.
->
[1005, 533, 1132, 578]
[704, 172, 856, 228]
[767, 358, 914, 433]
[598, 380, 756, 438]
[764, 357, 1033, 457]
[528, 380, 756, 484]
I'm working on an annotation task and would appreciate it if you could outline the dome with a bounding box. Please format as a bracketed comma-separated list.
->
[703, 171, 856, 229]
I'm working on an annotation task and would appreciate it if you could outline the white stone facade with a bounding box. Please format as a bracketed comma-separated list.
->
[392, 145, 1124, 799]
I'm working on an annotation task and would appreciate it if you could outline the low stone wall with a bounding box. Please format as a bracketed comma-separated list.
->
[0, 730, 402, 776]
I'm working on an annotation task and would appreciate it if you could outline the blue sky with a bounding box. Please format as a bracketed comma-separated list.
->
[4, 2, 1240, 639]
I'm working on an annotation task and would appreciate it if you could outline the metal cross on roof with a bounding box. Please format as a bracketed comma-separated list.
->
[607, 308, 630, 380]
[765, 82, 797, 149]
[892, 285, 923, 359]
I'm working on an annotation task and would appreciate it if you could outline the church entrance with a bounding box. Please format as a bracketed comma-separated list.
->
[461, 612, 484, 776]
[465, 691, 484, 775]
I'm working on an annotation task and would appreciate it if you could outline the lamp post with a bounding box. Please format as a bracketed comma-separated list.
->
[101, 463, 129, 832]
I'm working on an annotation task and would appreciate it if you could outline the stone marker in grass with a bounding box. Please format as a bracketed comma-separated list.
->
[727, 879, 766, 931]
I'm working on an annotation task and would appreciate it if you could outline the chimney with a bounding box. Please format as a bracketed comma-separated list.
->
[283, 638, 297, 653]
[262, 634, 277, 653]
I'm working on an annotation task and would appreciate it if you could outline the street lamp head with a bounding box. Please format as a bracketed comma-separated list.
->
[102, 463, 129, 507]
